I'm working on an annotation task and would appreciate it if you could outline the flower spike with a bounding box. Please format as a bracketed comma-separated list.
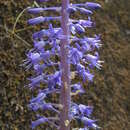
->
[24, 0, 103, 129]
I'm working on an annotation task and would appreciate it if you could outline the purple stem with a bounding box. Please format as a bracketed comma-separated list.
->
[59, 0, 71, 130]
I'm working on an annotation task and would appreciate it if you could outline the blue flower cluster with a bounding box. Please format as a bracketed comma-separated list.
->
[25, 0, 103, 129]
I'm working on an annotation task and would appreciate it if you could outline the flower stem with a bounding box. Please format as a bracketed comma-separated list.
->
[59, 0, 71, 130]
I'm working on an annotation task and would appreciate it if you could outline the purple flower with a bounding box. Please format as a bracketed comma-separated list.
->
[41, 103, 53, 110]
[27, 52, 41, 65]
[81, 117, 100, 129]
[28, 103, 40, 111]
[86, 36, 101, 49]
[32, 117, 48, 129]
[28, 8, 44, 14]
[47, 71, 61, 89]
[28, 74, 46, 89]
[32, 27, 61, 40]
[34, 40, 46, 50]
[33, 29, 49, 39]
[68, 6, 77, 13]
[28, 16, 46, 25]
[80, 40, 91, 52]
[75, 42, 81, 50]
[85, 52, 103, 69]
[81, 117, 96, 127]
[75, 24, 85, 33]
[28, 16, 61, 25]
[79, 104, 93, 117]
[28, 7, 61, 14]
[81, 69, 94, 82]
[70, 24, 76, 35]
[79, 19, 94, 28]
[86, 2, 101, 9]
[36, 0, 49, 2]
[79, 128, 89, 130]
[71, 83, 85, 94]
[40, 50, 52, 62]
[33, 64, 46, 74]
[76, 64, 94, 82]
[78, 7, 93, 15]
[70, 104, 79, 118]
[70, 48, 83, 65]
[77, 63, 85, 72]
[30, 92, 46, 103]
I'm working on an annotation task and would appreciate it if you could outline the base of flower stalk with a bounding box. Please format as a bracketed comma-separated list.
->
[59, 82, 71, 130]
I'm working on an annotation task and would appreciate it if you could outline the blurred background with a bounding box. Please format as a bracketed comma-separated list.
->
[0, 0, 129, 130]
